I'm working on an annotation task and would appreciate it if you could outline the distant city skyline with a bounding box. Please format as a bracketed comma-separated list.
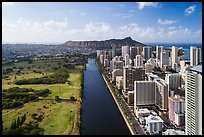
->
[2, 2, 202, 44]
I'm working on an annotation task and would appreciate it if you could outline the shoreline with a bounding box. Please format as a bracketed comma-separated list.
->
[95, 60, 135, 135]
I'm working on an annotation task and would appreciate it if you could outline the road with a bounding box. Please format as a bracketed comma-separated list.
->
[113, 86, 146, 135]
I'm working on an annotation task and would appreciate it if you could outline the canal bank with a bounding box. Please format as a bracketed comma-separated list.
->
[101, 74, 135, 135]
[95, 60, 135, 135]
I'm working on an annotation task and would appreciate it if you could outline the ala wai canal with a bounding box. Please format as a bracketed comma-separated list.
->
[80, 58, 131, 135]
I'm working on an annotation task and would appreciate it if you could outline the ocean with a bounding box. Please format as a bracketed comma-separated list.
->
[145, 43, 202, 62]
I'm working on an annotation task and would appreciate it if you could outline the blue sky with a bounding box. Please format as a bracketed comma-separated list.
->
[2, 2, 202, 44]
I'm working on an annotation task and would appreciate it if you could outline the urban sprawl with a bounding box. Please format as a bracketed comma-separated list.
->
[96, 45, 202, 135]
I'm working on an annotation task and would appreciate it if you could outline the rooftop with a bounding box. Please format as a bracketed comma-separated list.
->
[137, 108, 150, 113]
[190, 65, 202, 74]
[146, 115, 163, 123]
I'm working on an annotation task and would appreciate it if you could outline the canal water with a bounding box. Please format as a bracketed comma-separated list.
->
[80, 58, 131, 135]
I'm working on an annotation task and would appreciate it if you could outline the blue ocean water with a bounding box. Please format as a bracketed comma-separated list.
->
[145, 43, 202, 62]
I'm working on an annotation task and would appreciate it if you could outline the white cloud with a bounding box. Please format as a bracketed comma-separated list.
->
[136, 2, 159, 10]
[185, 5, 196, 16]
[158, 19, 177, 25]
[80, 13, 86, 16]
[114, 13, 133, 18]
[43, 18, 68, 27]
[84, 22, 111, 33]
[2, 2, 14, 6]
[2, 18, 201, 43]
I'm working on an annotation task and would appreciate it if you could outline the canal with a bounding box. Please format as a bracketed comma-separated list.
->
[80, 58, 131, 135]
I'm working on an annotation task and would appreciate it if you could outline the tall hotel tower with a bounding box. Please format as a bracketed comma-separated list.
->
[190, 46, 201, 66]
[185, 65, 202, 135]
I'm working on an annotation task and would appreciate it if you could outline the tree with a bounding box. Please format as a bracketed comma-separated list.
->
[70, 96, 76, 101]
[16, 117, 20, 128]
[55, 96, 60, 101]
[20, 114, 26, 126]
[11, 120, 16, 129]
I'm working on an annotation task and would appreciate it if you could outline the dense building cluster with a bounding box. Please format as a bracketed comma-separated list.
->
[97, 45, 202, 135]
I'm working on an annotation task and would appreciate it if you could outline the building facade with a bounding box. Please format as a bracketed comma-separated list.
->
[155, 79, 168, 111]
[168, 95, 185, 126]
[123, 66, 146, 93]
[122, 46, 129, 59]
[190, 46, 201, 66]
[143, 46, 152, 60]
[185, 65, 202, 135]
[134, 81, 155, 107]
[172, 46, 178, 67]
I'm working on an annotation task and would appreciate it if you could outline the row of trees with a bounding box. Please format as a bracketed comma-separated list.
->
[2, 87, 51, 109]
[15, 71, 69, 85]
[10, 114, 26, 129]
[3, 113, 44, 135]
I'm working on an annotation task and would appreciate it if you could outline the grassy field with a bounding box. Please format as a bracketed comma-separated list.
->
[2, 101, 77, 135]
[2, 57, 85, 135]
[2, 72, 82, 100]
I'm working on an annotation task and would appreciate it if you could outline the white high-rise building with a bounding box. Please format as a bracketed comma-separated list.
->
[165, 73, 182, 93]
[190, 46, 201, 66]
[172, 46, 178, 67]
[160, 51, 169, 68]
[125, 54, 130, 67]
[156, 46, 163, 60]
[145, 62, 153, 74]
[134, 55, 143, 68]
[122, 46, 129, 59]
[145, 115, 163, 135]
[112, 46, 116, 58]
[185, 65, 202, 135]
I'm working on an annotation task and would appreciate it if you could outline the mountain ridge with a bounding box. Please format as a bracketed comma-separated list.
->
[63, 37, 146, 49]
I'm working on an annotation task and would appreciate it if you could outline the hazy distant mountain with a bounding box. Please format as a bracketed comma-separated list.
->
[63, 37, 146, 49]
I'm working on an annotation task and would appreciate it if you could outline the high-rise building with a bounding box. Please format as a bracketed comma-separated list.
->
[169, 95, 185, 126]
[103, 59, 110, 68]
[116, 76, 123, 90]
[112, 46, 116, 58]
[134, 55, 143, 68]
[112, 69, 123, 81]
[165, 73, 182, 93]
[172, 46, 178, 67]
[125, 54, 130, 67]
[112, 56, 123, 71]
[96, 50, 102, 58]
[134, 81, 155, 107]
[155, 78, 168, 111]
[190, 46, 201, 66]
[143, 46, 152, 60]
[160, 51, 169, 68]
[137, 46, 143, 55]
[108, 50, 112, 60]
[145, 63, 153, 74]
[109, 61, 113, 74]
[99, 54, 104, 65]
[156, 46, 163, 60]
[185, 65, 202, 135]
[130, 46, 137, 60]
[145, 115, 163, 135]
[123, 66, 145, 93]
[122, 46, 129, 59]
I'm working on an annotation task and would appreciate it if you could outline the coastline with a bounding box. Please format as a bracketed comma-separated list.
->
[95, 60, 135, 135]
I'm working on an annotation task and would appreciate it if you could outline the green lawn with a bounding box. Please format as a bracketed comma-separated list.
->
[2, 101, 77, 135]
[2, 58, 84, 135]
[2, 72, 82, 100]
